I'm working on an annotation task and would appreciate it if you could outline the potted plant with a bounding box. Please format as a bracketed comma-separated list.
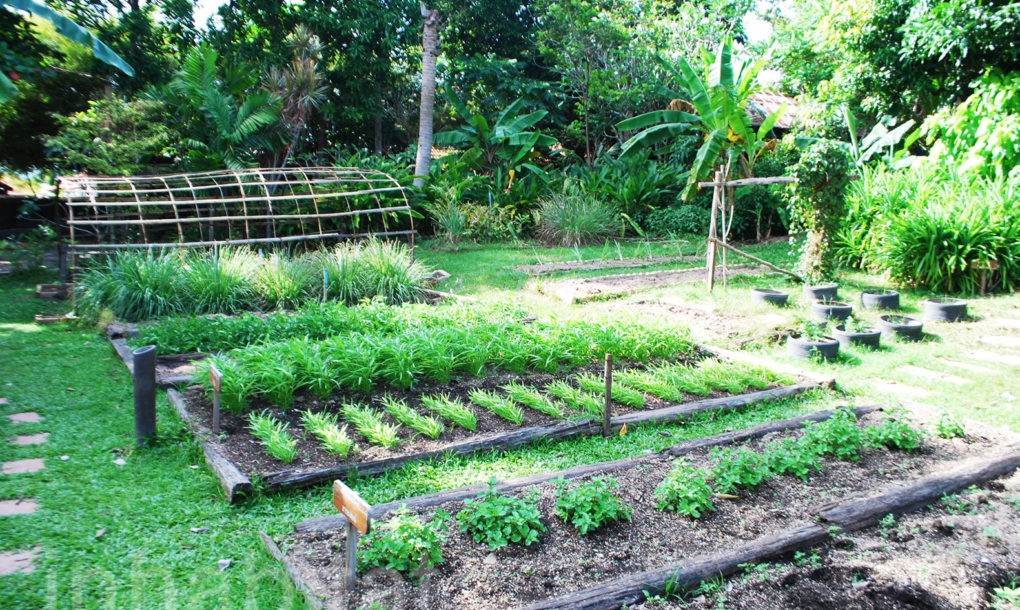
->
[811, 298, 853, 323]
[833, 316, 881, 349]
[803, 282, 838, 301]
[860, 289, 900, 310]
[877, 314, 924, 342]
[750, 288, 789, 307]
[787, 320, 840, 361]
[922, 297, 967, 322]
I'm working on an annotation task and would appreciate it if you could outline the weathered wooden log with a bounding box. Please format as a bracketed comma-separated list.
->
[167, 389, 252, 502]
[522, 523, 830, 610]
[259, 532, 326, 610]
[663, 405, 881, 456]
[611, 381, 821, 427]
[814, 449, 1020, 530]
[697, 176, 796, 188]
[110, 337, 136, 375]
[293, 404, 863, 534]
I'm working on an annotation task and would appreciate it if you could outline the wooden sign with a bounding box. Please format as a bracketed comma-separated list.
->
[333, 480, 371, 535]
[209, 364, 222, 392]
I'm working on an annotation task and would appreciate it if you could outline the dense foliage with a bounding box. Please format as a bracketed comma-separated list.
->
[456, 486, 546, 549]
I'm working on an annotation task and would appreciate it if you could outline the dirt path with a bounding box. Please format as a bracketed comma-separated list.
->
[535, 265, 762, 303]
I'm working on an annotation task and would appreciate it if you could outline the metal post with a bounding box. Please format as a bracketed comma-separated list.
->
[133, 345, 157, 446]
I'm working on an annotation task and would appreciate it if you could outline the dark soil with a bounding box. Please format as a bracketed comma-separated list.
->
[638, 473, 1020, 610]
[180, 357, 760, 478]
[275, 413, 1015, 610]
[536, 265, 763, 303]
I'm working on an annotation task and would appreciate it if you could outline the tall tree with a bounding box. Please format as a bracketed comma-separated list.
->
[412, 3, 442, 187]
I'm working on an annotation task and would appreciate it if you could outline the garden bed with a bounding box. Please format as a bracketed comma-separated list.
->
[168, 357, 822, 501]
[265, 409, 1020, 610]
[538, 264, 762, 303]
[515, 254, 700, 276]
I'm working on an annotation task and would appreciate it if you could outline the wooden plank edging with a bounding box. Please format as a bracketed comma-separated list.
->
[167, 389, 252, 502]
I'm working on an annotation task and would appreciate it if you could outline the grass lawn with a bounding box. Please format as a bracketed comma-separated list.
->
[0, 240, 836, 609]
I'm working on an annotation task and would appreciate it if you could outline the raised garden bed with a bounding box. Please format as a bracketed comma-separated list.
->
[264, 408, 1020, 610]
[169, 357, 821, 502]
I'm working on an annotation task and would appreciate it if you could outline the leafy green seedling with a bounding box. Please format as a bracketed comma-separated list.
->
[554, 477, 632, 535]
[655, 459, 715, 518]
[421, 393, 477, 431]
[300, 410, 356, 457]
[456, 484, 545, 549]
[248, 411, 299, 463]
[469, 389, 525, 424]
[381, 396, 444, 439]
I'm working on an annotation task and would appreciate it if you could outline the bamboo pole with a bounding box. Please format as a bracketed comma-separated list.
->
[708, 237, 803, 281]
[706, 169, 721, 291]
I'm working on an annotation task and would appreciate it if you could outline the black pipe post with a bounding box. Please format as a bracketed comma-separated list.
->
[133, 345, 157, 446]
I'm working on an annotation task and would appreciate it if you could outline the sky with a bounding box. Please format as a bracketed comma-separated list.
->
[193, 0, 225, 28]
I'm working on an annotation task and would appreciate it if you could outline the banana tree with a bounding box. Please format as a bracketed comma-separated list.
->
[433, 83, 557, 192]
[1, 0, 134, 103]
[618, 40, 779, 200]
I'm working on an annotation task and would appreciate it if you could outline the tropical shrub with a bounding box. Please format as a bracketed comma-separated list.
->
[643, 204, 711, 237]
[537, 185, 618, 246]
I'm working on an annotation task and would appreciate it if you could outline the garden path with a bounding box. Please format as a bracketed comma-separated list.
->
[0, 398, 43, 576]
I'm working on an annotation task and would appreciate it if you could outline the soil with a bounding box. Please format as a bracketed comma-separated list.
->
[625, 300, 789, 346]
[514, 255, 701, 276]
[639, 473, 1020, 610]
[180, 356, 777, 479]
[535, 265, 763, 303]
[275, 412, 1017, 610]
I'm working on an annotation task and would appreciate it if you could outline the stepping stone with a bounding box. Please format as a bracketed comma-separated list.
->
[11, 433, 48, 446]
[968, 350, 1020, 367]
[8, 412, 41, 425]
[0, 547, 39, 575]
[0, 398, 7, 405]
[871, 380, 931, 399]
[901, 365, 969, 386]
[935, 358, 994, 375]
[0, 498, 38, 516]
[979, 335, 1020, 349]
[2, 459, 45, 475]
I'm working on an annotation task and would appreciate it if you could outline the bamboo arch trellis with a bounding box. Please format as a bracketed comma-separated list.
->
[59, 166, 415, 275]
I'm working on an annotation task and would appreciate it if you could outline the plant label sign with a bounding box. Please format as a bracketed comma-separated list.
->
[209, 364, 222, 393]
[333, 480, 371, 535]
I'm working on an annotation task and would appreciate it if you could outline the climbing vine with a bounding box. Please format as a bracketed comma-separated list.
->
[787, 140, 854, 283]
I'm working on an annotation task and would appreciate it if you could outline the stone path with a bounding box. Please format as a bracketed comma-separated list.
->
[2, 397, 45, 577]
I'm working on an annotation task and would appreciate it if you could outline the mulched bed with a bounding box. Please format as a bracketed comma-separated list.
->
[176, 357, 790, 480]
[271, 411, 1016, 610]
[640, 475, 1020, 610]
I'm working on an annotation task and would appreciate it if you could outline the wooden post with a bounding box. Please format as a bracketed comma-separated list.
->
[602, 354, 613, 438]
[209, 363, 222, 436]
[333, 480, 371, 591]
[706, 170, 721, 291]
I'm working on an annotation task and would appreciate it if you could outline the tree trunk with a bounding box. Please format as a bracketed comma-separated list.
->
[412, 4, 442, 188]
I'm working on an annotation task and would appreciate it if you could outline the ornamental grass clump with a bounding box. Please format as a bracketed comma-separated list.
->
[255, 252, 315, 310]
[501, 382, 564, 419]
[248, 411, 299, 463]
[342, 403, 401, 448]
[75, 250, 184, 322]
[358, 507, 449, 576]
[537, 185, 618, 246]
[554, 477, 632, 535]
[421, 393, 477, 431]
[300, 410, 356, 457]
[182, 248, 259, 314]
[381, 396, 444, 439]
[456, 485, 545, 549]
[468, 389, 525, 424]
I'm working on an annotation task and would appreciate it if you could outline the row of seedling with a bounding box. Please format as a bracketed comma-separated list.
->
[196, 317, 697, 411]
[354, 409, 944, 577]
[243, 360, 791, 462]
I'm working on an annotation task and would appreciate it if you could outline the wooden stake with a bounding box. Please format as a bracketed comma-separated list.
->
[345, 523, 359, 591]
[209, 363, 222, 436]
[706, 170, 721, 292]
[708, 237, 803, 282]
[602, 354, 613, 438]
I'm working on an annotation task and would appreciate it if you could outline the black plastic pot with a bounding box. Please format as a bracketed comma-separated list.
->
[877, 314, 924, 342]
[923, 298, 967, 322]
[803, 283, 838, 301]
[787, 335, 840, 361]
[811, 300, 853, 323]
[751, 288, 789, 307]
[833, 324, 881, 349]
[861, 289, 900, 310]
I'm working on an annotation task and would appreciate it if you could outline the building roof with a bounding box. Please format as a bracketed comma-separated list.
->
[746, 91, 799, 130]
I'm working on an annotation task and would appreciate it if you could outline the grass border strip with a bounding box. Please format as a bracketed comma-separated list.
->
[293, 404, 880, 535]
[521, 449, 1020, 610]
[109, 330, 203, 388]
[167, 389, 253, 502]
[259, 532, 327, 610]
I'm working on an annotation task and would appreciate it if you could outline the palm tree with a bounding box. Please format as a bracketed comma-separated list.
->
[263, 25, 327, 168]
[412, 3, 443, 188]
[1, 0, 134, 102]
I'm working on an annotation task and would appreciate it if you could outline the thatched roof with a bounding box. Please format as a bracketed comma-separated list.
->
[746, 91, 798, 130]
